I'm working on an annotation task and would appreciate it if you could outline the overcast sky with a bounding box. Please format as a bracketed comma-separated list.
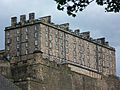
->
[0, 0, 120, 76]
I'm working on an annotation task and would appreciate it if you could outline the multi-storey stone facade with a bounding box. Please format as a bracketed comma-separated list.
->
[0, 13, 118, 90]
[5, 13, 116, 76]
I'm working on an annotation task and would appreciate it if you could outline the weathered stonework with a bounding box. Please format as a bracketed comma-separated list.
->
[5, 13, 116, 77]
[0, 50, 11, 78]
[0, 13, 119, 90]
[11, 51, 120, 90]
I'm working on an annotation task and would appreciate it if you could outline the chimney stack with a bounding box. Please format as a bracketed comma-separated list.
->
[20, 15, 26, 25]
[80, 31, 90, 39]
[97, 38, 105, 44]
[74, 29, 80, 35]
[59, 23, 69, 30]
[11, 17, 17, 26]
[29, 13, 35, 21]
[105, 41, 109, 46]
[40, 16, 51, 23]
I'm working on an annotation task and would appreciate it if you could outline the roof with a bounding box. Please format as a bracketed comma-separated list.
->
[0, 74, 22, 90]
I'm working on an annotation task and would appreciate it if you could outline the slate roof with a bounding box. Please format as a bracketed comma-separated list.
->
[0, 74, 22, 90]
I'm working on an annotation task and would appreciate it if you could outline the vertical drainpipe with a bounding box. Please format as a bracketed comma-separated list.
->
[64, 32, 66, 63]
[39, 23, 41, 51]
[96, 44, 99, 72]
[48, 26, 50, 60]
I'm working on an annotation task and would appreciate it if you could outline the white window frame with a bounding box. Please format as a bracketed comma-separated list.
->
[49, 42, 52, 48]
[35, 47, 38, 50]
[25, 28, 28, 32]
[35, 32, 37, 38]
[17, 51, 20, 56]
[17, 36, 20, 41]
[25, 49, 28, 54]
[45, 41, 48, 47]
[35, 40, 38, 46]
[25, 35, 28, 40]
[7, 45, 10, 51]
[7, 32, 10, 36]
[17, 30, 20, 34]
[7, 39, 10, 44]
[25, 43, 28, 47]
[35, 26, 37, 30]
[7, 54, 10, 60]
[17, 44, 19, 49]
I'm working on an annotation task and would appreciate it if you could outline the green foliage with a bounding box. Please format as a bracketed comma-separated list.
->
[54, 0, 120, 17]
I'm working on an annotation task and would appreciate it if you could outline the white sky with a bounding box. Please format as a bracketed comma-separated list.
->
[0, 0, 120, 76]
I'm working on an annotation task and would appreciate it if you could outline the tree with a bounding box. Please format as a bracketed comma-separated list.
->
[54, 0, 120, 17]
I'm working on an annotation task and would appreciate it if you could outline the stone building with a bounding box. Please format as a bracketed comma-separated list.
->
[0, 13, 119, 90]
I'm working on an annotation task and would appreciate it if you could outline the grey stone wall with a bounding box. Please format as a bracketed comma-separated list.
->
[11, 52, 120, 90]
[0, 60, 11, 78]
[3, 14, 118, 90]
[5, 14, 116, 76]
